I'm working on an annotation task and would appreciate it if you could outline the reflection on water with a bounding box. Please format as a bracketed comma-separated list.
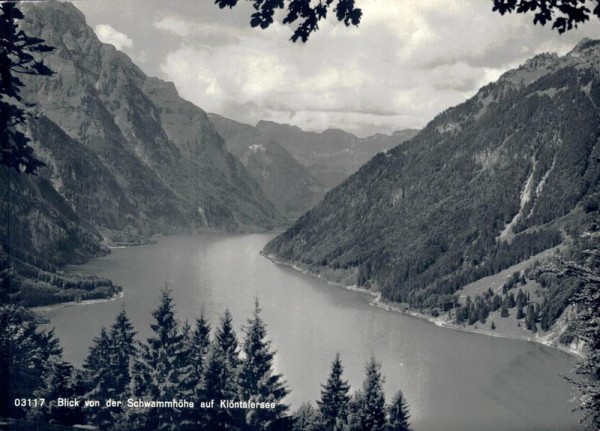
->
[42, 233, 581, 431]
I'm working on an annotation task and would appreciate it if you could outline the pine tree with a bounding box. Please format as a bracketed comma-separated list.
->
[500, 301, 509, 318]
[108, 308, 137, 427]
[193, 313, 212, 375]
[526, 303, 535, 330]
[468, 302, 478, 325]
[491, 321, 496, 330]
[83, 327, 113, 427]
[109, 307, 137, 398]
[132, 288, 190, 431]
[1, 305, 61, 418]
[216, 309, 240, 374]
[201, 343, 238, 429]
[387, 390, 412, 431]
[347, 390, 365, 430]
[177, 313, 213, 430]
[516, 291, 525, 319]
[31, 359, 84, 426]
[238, 299, 289, 430]
[292, 402, 321, 431]
[318, 352, 351, 430]
[491, 294, 502, 312]
[180, 320, 194, 389]
[355, 356, 387, 431]
[82, 308, 136, 427]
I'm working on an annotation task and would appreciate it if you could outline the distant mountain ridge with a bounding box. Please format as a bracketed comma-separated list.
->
[264, 39, 600, 312]
[208, 114, 325, 219]
[255, 121, 418, 188]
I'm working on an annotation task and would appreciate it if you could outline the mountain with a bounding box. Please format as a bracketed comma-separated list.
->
[264, 39, 600, 324]
[208, 114, 325, 219]
[1, 2, 284, 306]
[255, 121, 418, 188]
[18, 2, 283, 238]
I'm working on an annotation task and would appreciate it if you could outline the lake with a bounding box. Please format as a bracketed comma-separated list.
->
[41, 233, 581, 431]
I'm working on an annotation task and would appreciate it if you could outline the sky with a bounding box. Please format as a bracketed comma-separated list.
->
[73, 0, 600, 137]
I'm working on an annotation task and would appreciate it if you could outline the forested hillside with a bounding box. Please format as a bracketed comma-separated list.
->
[265, 39, 600, 328]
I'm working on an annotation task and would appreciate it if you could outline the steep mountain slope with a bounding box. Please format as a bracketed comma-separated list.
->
[208, 114, 325, 219]
[1, 2, 285, 307]
[256, 121, 418, 188]
[18, 2, 282, 237]
[0, 160, 121, 307]
[264, 40, 600, 313]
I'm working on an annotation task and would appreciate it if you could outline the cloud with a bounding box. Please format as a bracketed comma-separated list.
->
[153, 15, 244, 46]
[155, 0, 600, 136]
[94, 24, 133, 51]
[153, 16, 192, 37]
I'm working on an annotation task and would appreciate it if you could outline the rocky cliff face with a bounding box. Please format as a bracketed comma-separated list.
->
[18, 2, 283, 242]
[264, 39, 600, 312]
[208, 114, 325, 220]
[255, 121, 418, 189]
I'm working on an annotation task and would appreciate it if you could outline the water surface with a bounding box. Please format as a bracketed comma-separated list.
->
[42, 233, 581, 431]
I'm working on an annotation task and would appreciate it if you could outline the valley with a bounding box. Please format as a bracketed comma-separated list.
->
[1, 1, 598, 429]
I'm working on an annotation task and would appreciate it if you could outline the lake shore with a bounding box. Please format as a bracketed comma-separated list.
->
[31, 291, 124, 313]
[264, 253, 584, 359]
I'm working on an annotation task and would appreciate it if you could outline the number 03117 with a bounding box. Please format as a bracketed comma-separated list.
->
[14, 398, 45, 407]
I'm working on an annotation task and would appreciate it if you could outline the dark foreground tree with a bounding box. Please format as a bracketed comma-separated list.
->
[387, 390, 412, 431]
[109, 308, 137, 399]
[31, 359, 84, 426]
[560, 231, 600, 430]
[238, 299, 290, 429]
[83, 327, 113, 427]
[216, 309, 241, 374]
[0, 2, 53, 173]
[353, 356, 387, 431]
[292, 402, 321, 431]
[318, 352, 351, 430]
[201, 343, 238, 429]
[0, 305, 62, 418]
[83, 308, 137, 428]
[214, 0, 600, 42]
[192, 313, 212, 378]
[130, 288, 191, 431]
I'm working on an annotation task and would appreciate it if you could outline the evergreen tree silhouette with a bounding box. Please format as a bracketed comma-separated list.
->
[317, 352, 351, 430]
[387, 390, 412, 431]
[355, 356, 386, 431]
[238, 298, 289, 430]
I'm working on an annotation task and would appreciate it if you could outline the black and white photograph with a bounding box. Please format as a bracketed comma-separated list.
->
[1, 0, 599, 430]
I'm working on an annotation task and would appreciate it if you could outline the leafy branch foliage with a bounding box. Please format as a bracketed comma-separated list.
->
[214, 0, 362, 42]
[0, 3, 53, 173]
[558, 220, 600, 430]
[214, 0, 600, 42]
[492, 0, 600, 33]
